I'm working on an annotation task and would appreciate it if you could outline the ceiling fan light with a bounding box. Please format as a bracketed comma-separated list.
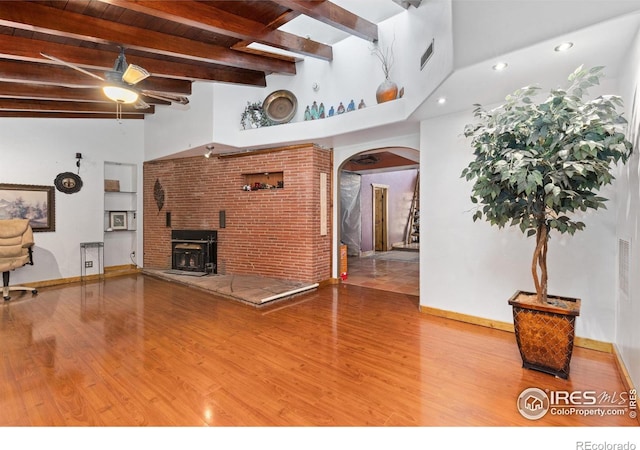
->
[123, 64, 150, 85]
[103, 85, 139, 104]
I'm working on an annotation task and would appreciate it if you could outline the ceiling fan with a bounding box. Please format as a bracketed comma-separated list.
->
[41, 48, 190, 110]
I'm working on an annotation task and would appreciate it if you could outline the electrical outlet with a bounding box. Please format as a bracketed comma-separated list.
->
[85, 261, 93, 268]
[131, 251, 136, 258]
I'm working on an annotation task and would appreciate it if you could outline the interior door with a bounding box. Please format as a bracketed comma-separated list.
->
[374, 186, 388, 252]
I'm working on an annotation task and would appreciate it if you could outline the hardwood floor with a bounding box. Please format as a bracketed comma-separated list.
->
[0, 273, 636, 427]
[343, 252, 419, 296]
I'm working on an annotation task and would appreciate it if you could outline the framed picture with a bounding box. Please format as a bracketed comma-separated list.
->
[0, 183, 55, 232]
[109, 211, 128, 231]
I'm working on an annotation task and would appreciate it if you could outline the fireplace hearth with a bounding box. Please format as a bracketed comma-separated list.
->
[171, 230, 217, 274]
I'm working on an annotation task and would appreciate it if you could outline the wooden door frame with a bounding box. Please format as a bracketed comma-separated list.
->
[371, 183, 389, 252]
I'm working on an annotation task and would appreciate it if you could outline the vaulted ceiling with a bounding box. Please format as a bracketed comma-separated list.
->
[0, 0, 385, 119]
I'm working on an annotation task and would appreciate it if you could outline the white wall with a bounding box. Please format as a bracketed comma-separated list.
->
[144, 0, 452, 156]
[617, 27, 640, 389]
[419, 89, 624, 343]
[144, 82, 215, 161]
[0, 118, 144, 284]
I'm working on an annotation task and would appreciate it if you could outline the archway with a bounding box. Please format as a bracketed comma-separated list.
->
[336, 146, 420, 295]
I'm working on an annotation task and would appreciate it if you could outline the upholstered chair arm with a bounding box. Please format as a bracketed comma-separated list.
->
[21, 226, 34, 248]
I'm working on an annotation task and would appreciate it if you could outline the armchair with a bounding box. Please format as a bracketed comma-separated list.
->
[0, 219, 38, 301]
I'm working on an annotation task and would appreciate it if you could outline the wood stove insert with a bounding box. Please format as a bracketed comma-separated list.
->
[171, 230, 217, 274]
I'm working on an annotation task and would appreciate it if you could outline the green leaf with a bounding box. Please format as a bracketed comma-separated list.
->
[519, 220, 527, 233]
[461, 65, 633, 238]
[544, 183, 555, 194]
[545, 195, 555, 208]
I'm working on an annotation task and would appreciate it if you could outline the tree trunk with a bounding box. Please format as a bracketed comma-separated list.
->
[531, 222, 549, 304]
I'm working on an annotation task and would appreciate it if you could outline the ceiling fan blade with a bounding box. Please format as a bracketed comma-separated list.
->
[122, 64, 150, 85]
[141, 90, 189, 105]
[40, 53, 105, 81]
[134, 98, 150, 109]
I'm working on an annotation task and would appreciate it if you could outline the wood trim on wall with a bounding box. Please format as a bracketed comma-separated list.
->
[15, 265, 141, 289]
[216, 143, 314, 159]
[612, 344, 640, 425]
[420, 305, 613, 353]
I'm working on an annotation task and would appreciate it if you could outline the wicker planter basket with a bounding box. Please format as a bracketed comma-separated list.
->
[508, 290, 581, 379]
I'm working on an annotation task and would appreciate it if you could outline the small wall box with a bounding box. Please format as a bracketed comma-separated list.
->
[105, 179, 120, 192]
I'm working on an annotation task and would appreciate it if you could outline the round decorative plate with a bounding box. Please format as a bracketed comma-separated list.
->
[54, 172, 83, 194]
[262, 90, 297, 124]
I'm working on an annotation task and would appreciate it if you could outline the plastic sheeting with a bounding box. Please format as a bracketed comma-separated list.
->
[340, 172, 362, 256]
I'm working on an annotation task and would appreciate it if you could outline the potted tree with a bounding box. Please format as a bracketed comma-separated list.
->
[461, 66, 632, 379]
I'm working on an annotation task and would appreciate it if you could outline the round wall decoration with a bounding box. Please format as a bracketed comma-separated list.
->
[54, 172, 83, 194]
[262, 90, 297, 124]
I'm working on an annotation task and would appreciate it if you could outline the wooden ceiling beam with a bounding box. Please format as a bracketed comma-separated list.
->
[0, 34, 266, 86]
[0, 98, 154, 114]
[271, 0, 378, 42]
[94, 0, 333, 61]
[0, 2, 296, 75]
[0, 111, 145, 119]
[0, 1, 383, 119]
[0, 59, 192, 95]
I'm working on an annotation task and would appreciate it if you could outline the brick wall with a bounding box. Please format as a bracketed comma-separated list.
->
[143, 144, 333, 283]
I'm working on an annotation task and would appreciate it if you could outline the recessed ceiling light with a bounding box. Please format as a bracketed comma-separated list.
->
[437, 97, 446, 105]
[554, 42, 574, 52]
[492, 62, 508, 71]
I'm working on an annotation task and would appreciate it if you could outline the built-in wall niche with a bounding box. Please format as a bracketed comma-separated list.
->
[104, 162, 137, 232]
[103, 161, 138, 268]
[242, 172, 283, 190]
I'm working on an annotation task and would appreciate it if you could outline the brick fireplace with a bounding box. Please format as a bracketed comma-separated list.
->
[143, 144, 332, 283]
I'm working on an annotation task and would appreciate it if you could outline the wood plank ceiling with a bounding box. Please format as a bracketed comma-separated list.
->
[0, 0, 378, 119]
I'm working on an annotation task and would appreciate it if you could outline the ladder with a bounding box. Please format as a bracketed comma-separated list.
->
[405, 171, 420, 245]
